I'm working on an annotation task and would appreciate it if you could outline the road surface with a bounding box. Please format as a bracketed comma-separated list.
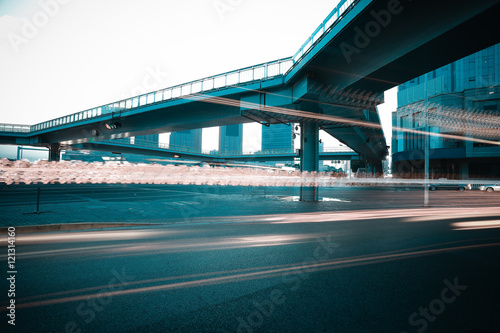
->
[1, 184, 500, 332]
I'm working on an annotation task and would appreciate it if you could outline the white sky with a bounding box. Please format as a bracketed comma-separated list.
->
[0, 0, 395, 159]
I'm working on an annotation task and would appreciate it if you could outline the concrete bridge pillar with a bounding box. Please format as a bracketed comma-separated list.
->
[461, 162, 469, 179]
[48, 144, 61, 162]
[300, 121, 320, 202]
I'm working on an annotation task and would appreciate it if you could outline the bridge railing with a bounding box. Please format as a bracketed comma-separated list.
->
[322, 146, 356, 153]
[218, 148, 297, 157]
[29, 58, 294, 133]
[0, 123, 31, 133]
[292, 0, 357, 64]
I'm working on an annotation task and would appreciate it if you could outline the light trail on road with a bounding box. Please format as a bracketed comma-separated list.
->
[7, 241, 500, 310]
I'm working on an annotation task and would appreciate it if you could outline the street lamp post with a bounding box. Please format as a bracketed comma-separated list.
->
[424, 74, 430, 207]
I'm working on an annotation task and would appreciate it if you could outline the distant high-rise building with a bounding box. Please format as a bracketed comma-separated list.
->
[219, 124, 243, 155]
[170, 129, 202, 153]
[262, 124, 294, 152]
[134, 134, 159, 147]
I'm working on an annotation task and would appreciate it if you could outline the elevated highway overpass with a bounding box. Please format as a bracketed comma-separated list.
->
[1, 0, 498, 200]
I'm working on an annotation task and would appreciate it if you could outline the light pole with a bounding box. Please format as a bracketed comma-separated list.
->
[424, 73, 430, 207]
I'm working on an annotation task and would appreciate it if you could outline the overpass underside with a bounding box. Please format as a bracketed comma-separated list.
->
[288, 0, 499, 94]
[70, 141, 359, 163]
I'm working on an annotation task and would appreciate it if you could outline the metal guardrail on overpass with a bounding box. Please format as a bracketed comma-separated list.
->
[1, 0, 360, 136]
[28, 57, 294, 133]
[292, 0, 357, 63]
[0, 124, 31, 133]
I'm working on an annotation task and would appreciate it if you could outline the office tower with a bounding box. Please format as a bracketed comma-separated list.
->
[170, 129, 202, 153]
[219, 124, 243, 155]
[262, 123, 294, 152]
[392, 43, 500, 179]
[134, 134, 159, 147]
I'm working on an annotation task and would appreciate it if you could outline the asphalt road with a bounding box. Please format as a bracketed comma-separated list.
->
[1, 184, 500, 332]
[1, 184, 500, 228]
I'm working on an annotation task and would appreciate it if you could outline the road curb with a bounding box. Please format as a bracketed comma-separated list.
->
[0, 222, 158, 234]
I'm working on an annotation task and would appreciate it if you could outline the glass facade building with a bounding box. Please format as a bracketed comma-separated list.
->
[170, 129, 202, 153]
[392, 43, 500, 179]
[219, 124, 243, 155]
[262, 124, 294, 152]
[134, 134, 159, 147]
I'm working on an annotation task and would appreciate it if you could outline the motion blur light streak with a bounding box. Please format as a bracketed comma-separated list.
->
[4, 159, 500, 188]
[404, 214, 500, 223]
[236, 234, 310, 243]
[12, 242, 500, 310]
[15, 233, 330, 259]
[17, 244, 135, 259]
[180, 207, 500, 226]
[320, 197, 351, 202]
[189, 94, 500, 146]
[236, 234, 315, 247]
[12, 259, 337, 305]
[264, 207, 500, 224]
[452, 221, 500, 231]
[403, 215, 479, 223]
[98, 234, 322, 256]
[8, 238, 496, 305]
[3, 229, 175, 244]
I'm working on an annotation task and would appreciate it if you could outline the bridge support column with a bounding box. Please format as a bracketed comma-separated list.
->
[48, 144, 61, 162]
[300, 121, 319, 202]
[461, 162, 469, 180]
